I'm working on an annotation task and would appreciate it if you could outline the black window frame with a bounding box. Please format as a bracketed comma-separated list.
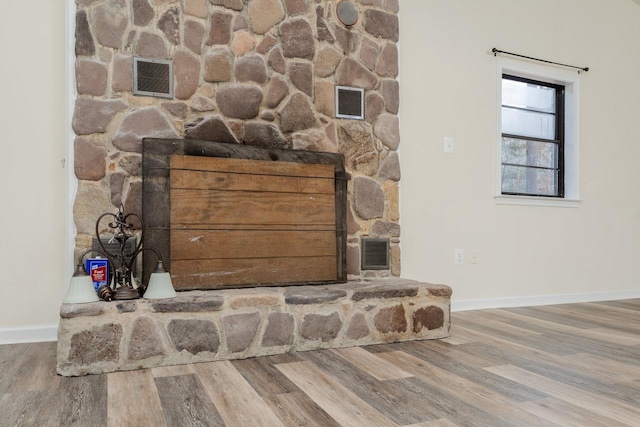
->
[501, 74, 566, 198]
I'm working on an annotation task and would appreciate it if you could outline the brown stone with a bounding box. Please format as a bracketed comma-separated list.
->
[159, 7, 180, 45]
[374, 304, 407, 334]
[69, 323, 122, 365]
[280, 18, 315, 60]
[289, 62, 313, 96]
[262, 313, 295, 347]
[76, 59, 108, 96]
[291, 128, 338, 153]
[243, 122, 287, 149]
[234, 14, 249, 31]
[60, 303, 104, 319]
[268, 47, 287, 74]
[284, 0, 308, 15]
[347, 207, 361, 234]
[314, 47, 341, 78]
[332, 23, 360, 55]
[210, 0, 244, 11]
[116, 302, 138, 313]
[184, 116, 239, 143]
[386, 0, 400, 13]
[364, 9, 399, 42]
[223, 312, 261, 353]
[256, 35, 277, 54]
[174, 49, 200, 100]
[75, 11, 95, 56]
[352, 285, 417, 302]
[365, 91, 384, 124]
[428, 286, 453, 298]
[278, 93, 317, 133]
[371, 220, 401, 238]
[110, 172, 125, 206]
[353, 176, 385, 219]
[112, 107, 179, 152]
[235, 55, 268, 84]
[204, 48, 232, 82]
[151, 294, 225, 312]
[345, 313, 370, 340]
[261, 111, 276, 121]
[168, 319, 220, 354]
[374, 115, 400, 150]
[381, 79, 399, 114]
[119, 155, 142, 176]
[74, 137, 107, 181]
[248, 0, 285, 34]
[92, 2, 128, 49]
[301, 312, 342, 342]
[228, 294, 280, 309]
[207, 12, 233, 45]
[413, 306, 445, 332]
[359, 37, 380, 71]
[316, 6, 335, 43]
[231, 31, 256, 56]
[378, 152, 400, 181]
[185, 0, 207, 18]
[217, 84, 263, 119]
[72, 98, 127, 135]
[135, 32, 169, 59]
[123, 181, 143, 224]
[184, 20, 205, 54]
[113, 54, 132, 92]
[346, 244, 360, 275]
[314, 80, 334, 117]
[375, 43, 399, 78]
[335, 58, 378, 90]
[133, 0, 154, 26]
[162, 102, 189, 118]
[128, 317, 165, 360]
[284, 287, 347, 304]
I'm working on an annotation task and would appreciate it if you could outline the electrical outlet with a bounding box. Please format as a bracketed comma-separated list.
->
[454, 249, 464, 265]
[469, 249, 478, 264]
[444, 137, 454, 153]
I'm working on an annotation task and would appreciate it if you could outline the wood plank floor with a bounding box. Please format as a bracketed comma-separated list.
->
[1, 299, 639, 426]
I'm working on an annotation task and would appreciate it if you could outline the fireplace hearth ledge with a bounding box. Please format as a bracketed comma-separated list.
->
[57, 278, 452, 376]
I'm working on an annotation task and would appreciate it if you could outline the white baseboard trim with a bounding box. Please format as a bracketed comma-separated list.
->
[452, 289, 640, 312]
[0, 324, 58, 345]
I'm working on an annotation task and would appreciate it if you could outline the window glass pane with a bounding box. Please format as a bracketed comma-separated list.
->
[501, 165, 558, 196]
[502, 107, 556, 140]
[501, 138, 558, 169]
[502, 78, 556, 113]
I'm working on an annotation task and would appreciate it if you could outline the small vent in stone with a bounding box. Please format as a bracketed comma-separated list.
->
[337, 1, 358, 27]
[133, 57, 173, 99]
[335, 86, 364, 120]
[361, 237, 390, 270]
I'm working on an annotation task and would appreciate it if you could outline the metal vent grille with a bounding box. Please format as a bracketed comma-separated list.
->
[91, 237, 138, 275]
[361, 237, 389, 270]
[133, 57, 173, 98]
[335, 85, 364, 120]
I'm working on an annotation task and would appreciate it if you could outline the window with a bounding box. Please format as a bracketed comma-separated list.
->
[501, 75, 564, 197]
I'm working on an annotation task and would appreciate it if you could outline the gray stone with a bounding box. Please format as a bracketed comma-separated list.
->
[364, 9, 399, 42]
[353, 176, 385, 219]
[248, 0, 285, 34]
[429, 286, 453, 297]
[109, 172, 125, 206]
[359, 37, 380, 71]
[116, 301, 137, 313]
[262, 313, 295, 347]
[123, 181, 142, 223]
[314, 80, 334, 117]
[352, 285, 418, 302]
[75, 137, 107, 181]
[314, 47, 341, 78]
[235, 55, 268, 84]
[381, 79, 399, 114]
[316, 6, 335, 43]
[284, 287, 347, 304]
[301, 312, 342, 342]
[217, 84, 263, 119]
[284, 0, 308, 15]
[278, 93, 317, 133]
[73, 181, 113, 234]
[265, 75, 289, 108]
[128, 316, 165, 360]
[243, 122, 287, 149]
[374, 304, 407, 334]
[185, 0, 208, 18]
[261, 111, 276, 121]
[346, 244, 361, 275]
[151, 294, 225, 312]
[375, 43, 399, 78]
[72, 98, 127, 135]
[204, 48, 232, 82]
[256, 35, 277, 54]
[76, 59, 108, 96]
[365, 91, 384, 124]
[112, 107, 179, 152]
[280, 18, 315, 59]
[332, 23, 360, 55]
[223, 312, 261, 353]
[336, 58, 378, 90]
[413, 306, 445, 332]
[374, 115, 400, 150]
[159, 7, 180, 45]
[291, 128, 338, 153]
[174, 49, 200, 100]
[135, 32, 169, 59]
[133, 0, 154, 26]
[162, 102, 189, 118]
[69, 323, 122, 365]
[347, 206, 361, 234]
[207, 12, 233, 45]
[378, 152, 400, 181]
[191, 96, 215, 112]
[345, 313, 370, 340]
[289, 62, 313, 96]
[93, 2, 128, 49]
[371, 220, 401, 238]
[60, 303, 104, 319]
[75, 11, 95, 56]
[126, 30, 136, 49]
[268, 47, 286, 74]
[209, 0, 244, 11]
[184, 116, 239, 143]
[184, 20, 205, 54]
[386, 0, 400, 13]
[168, 319, 220, 354]
[234, 14, 249, 31]
[112, 54, 132, 92]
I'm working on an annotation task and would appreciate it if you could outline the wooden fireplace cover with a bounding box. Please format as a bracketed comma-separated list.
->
[142, 139, 347, 290]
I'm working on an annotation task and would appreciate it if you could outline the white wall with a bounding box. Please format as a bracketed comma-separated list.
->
[399, 0, 640, 309]
[0, 1, 68, 342]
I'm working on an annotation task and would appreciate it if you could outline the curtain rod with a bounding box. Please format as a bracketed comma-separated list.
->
[492, 48, 589, 73]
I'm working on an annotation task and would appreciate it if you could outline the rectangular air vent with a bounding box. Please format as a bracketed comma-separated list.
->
[133, 57, 173, 99]
[335, 85, 364, 120]
[91, 237, 138, 276]
[361, 237, 390, 270]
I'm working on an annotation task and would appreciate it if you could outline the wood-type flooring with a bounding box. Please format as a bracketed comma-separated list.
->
[1, 299, 640, 426]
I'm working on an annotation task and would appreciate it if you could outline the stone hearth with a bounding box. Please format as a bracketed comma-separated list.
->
[57, 278, 451, 376]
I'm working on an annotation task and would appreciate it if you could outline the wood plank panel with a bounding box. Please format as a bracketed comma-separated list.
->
[171, 155, 335, 178]
[9, 342, 60, 393]
[58, 375, 108, 427]
[154, 374, 225, 427]
[263, 392, 342, 427]
[331, 347, 413, 381]
[171, 256, 338, 289]
[171, 229, 336, 260]
[517, 397, 630, 427]
[108, 370, 167, 427]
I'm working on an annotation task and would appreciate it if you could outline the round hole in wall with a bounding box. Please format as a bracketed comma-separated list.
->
[337, 1, 358, 27]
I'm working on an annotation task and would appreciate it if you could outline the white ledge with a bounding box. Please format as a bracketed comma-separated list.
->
[495, 195, 582, 208]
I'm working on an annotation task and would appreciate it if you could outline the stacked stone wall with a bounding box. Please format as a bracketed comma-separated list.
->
[73, 0, 401, 278]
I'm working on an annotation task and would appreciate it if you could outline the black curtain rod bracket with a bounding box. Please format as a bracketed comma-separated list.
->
[492, 48, 589, 73]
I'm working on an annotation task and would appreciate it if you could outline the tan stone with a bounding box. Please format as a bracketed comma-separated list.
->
[235, 55, 268, 83]
[73, 181, 113, 234]
[231, 31, 256, 56]
[204, 48, 232, 82]
[76, 59, 108, 96]
[174, 49, 201, 99]
[92, 2, 128, 49]
[185, 0, 208, 18]
[382, 180, 399, 222]
[292, 128, 338, 153]
[375, 43, 399, 78]
[112, 54, 132, 93]
[314, 47, 342, 78]
[390, 243, 401, 277]
[365, 91, 384, 124]
[359, 37, 380, 71]
[374, 114, 400, 150]
[112, 107, 179, 152]
[184, 19, 205, 54]
[249, 0, 285, 34]
[75, 137, 107, 181]
[135, 32, 168, 59]
[229, 295, 280, 309]
[336, 58, 378, 90]
[191, 96, 215, 112]
[314, 80, 335, 117]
